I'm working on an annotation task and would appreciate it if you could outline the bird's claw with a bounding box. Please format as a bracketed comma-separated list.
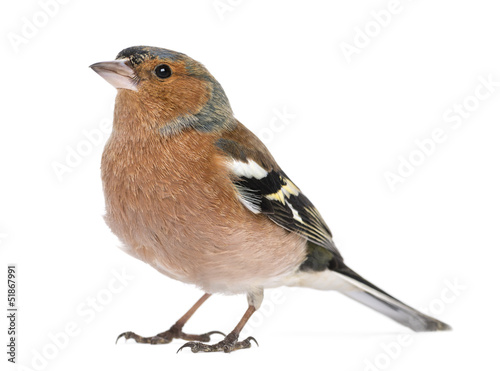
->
[177, 336, 258, 353]
[115, 329, 225, 345]
[115, 331, 172, 344]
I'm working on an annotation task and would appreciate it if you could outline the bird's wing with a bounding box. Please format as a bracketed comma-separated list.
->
[215, 123, 340, 255]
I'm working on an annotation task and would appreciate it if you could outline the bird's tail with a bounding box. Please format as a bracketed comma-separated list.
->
[326, 265, 451, 332]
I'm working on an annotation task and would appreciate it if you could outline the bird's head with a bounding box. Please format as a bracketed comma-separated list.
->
[90, 46, 234, 134]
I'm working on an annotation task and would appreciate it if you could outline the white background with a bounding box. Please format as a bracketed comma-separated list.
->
[1, 0, 499, 370]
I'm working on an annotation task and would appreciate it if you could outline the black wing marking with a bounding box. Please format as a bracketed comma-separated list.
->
[234, 168, 339, 254]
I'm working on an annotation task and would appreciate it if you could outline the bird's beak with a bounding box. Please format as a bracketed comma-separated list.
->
[90, 59, 138, 91]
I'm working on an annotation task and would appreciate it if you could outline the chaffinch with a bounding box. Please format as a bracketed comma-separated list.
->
[90, 46, 451, 353]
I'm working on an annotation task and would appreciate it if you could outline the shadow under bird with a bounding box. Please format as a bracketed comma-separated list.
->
[90, 46, 451, 353]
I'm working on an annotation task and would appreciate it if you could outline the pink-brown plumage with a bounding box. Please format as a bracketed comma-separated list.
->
[102, 91, 307, 295]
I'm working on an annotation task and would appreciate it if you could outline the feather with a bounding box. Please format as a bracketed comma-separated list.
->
[215, 127, 340, 256]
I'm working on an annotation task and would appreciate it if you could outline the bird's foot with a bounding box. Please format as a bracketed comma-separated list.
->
[116, 325, 225, 345]
[177, 332, 258, 353]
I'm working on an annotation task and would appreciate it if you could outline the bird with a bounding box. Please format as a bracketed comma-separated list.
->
[90, 46, 451, 353]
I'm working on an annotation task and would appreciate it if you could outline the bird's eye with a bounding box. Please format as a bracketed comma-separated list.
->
[154, 64, 172, 79]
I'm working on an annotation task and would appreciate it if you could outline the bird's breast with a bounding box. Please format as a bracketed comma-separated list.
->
[101, 128, 232, 252]
[100, 127, 307, 294]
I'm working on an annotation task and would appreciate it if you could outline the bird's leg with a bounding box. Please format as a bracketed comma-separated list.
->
[116, 293, 225, 344]
[177, 305, 258, 353]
